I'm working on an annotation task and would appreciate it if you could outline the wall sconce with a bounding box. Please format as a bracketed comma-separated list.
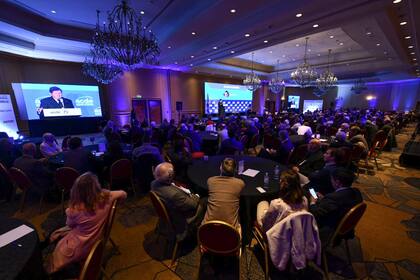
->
[365, 95, 376, 101]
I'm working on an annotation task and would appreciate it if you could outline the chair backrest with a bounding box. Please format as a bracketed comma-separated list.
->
[263, 134, 273, 149]
[350, 143, 366, 161]
[288, 144, 308, 164]
[9, 167, 32, 191]
[55, 167, 79, 191]
[249, 134, 259, 148]
[368, 130, 388, 157]
[103, 200, 118, 246]
[338, 147, 352, 166]
[330, 202, 367, 244]
[198, 220, 241, 256]
[110, 159, 132, 189]
[78, 239, 105, 280]
[239, 135, 248, 147]
[0, 162, 11, 182]
[149, 191, 173, 230]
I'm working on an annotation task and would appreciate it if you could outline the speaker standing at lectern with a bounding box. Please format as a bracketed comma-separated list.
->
[37, 86, 74, 119]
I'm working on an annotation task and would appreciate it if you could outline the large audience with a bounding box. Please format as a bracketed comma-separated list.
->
[0, 108, 415, 277]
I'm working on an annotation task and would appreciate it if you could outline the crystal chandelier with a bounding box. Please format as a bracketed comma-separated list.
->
[351, 78, 368, 94]
[243, 53, 262, 91]
[269, 59, 285, 94]
[291, 37, 318, 87]
[83, 1, 160, 83]
[316, 49, 338, 92]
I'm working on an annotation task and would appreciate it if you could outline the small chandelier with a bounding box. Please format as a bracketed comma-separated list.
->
[316, 49, 338, 92]
[351, 78, 368, 94]
[243, 52, 262, 91]
[269, 59, 285, 94]
[291, 37, 318, 87]
[83, 1, 160, 83]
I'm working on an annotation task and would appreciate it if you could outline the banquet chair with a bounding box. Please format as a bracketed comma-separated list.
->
[239, 135, 248, 149]
[322, 202, 367, 280]
[133, 153, 161, 193]
[0, 162, 13, 201]
[110, 159, 137, 197]
[197, 221, 242, 279]
[263, 134, 274, 149]
[9, 167, 44, 213]
[248, 134, 259, 154]
[103, 199, 120, 254]
[184, 136, 204, 159]
[367, 130, 388, 169]
[149, 191, 181, 267]
[55, 167, 79, 215]
[78, 239, 105, 280]
[288, 144, 308, 165]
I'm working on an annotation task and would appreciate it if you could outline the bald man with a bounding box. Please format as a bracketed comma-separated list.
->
[151, 162, 206, 237]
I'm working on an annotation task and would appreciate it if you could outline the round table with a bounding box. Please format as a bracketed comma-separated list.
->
[0, 218, 45, 280]
[187, 155, 286, 243]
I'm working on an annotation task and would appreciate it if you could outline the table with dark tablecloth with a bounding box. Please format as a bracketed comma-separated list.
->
[187, 155, 286, 243]
[0, 218, 45, 280]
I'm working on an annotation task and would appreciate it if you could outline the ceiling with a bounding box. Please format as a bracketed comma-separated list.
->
[0, 0, 419, 82]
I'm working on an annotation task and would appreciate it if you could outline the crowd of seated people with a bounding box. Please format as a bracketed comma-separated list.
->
[0, 108, 415, 277]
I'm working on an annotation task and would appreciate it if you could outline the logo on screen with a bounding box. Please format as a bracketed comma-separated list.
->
[75, 96, 94, 107]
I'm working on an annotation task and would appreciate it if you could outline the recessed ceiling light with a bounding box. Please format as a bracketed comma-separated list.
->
[282, 54, 286, 58]
[317, 53, 321, 56]
[295, 43, 300, 47]
[411, 52, 415, 55]
[168, 46, 171, 49]
[308, 49, 311, 52]
[51, 10, 56, 14]
[245, 33, 250, 37]
[329, 35, 334, 39]
[292, 58, 296, 61]
[339, 42, 344, 45]
[313, 24, 319, 28]
[414, 58, 417, 61]
[190, 55, 194, 58]
[140, 10, 145, 15]
[393, 0, 402, 3]
[400, 21, 407, 26]
[263, 40, 268, 43]
[416, 69, 419, 72]
[191, 32, 196, 35]
[408, 45, 414, 48]
[174, 62, 178, 64]
[296, 13, 303, 18]
[230, 9, 236, 13]
[230, 50, 235, 54]
[190, 64, 193, 66]
[346, 63, 350, 66]
[376, 43, 381, 46]
[405, 36, 411, 39]
[208, 58, 212, 61]
[269, 50, 273, 53]
[366, 31, 372, 36]
[213, 46, 218, 49]
[384, 51, 388, 55]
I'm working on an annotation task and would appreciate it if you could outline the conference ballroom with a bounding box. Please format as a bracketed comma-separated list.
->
[1, 0, 420, 279]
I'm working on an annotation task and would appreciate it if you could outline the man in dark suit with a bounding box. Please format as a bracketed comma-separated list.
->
[37, 86, 74, 118]
[293, 139, 325, 177]
[309, 167, 363, 243]
[13, 142, 53, 195]
[219, 128, 244, 154]
[63, 137, 95, 174]
[151, 162, 206, 237]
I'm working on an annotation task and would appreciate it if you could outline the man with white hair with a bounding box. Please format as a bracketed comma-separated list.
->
[40, 132, 61, 158]
[151, 162, 206, 237]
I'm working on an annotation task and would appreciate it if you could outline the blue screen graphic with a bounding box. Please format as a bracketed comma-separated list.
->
[12, 83, 102, 120]
[204, 82, 252, 114]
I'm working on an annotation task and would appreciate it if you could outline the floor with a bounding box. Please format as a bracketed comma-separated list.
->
[4, 124, 420, 280]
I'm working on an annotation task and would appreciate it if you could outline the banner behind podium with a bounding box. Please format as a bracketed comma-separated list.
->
[0, 94, 19, 139]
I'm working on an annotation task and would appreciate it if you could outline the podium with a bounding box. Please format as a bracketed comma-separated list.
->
[43, 108, 82, 117]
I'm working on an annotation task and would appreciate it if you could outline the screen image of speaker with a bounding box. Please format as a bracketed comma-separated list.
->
[176, 101, 183, 111]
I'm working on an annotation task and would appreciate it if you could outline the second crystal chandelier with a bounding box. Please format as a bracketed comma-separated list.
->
[291, 37, 317, 87]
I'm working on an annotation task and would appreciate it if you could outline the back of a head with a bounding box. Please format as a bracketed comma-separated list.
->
[221, 157, 236, 176]
[279, 169, 303, 204]
[22, 142, 36, 156]
[154, 162, 174, 183]
[331, 167, 355, 188]
[350, 126, 361, 136]
[69, 137, 82, 150]
[42, 132, 55, 143]
[70, 172, 104, 212]
[335, 131, 347, 142]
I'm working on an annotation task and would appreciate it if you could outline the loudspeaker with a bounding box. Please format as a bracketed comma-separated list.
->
[176, 101, 183, 111]
[399, 140, 420, 168]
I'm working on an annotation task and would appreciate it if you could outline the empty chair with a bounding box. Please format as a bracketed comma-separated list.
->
[368, 130, 388, 168]
[110, 159, 136, 196]
[55, 167, 79, 215]
[133, 154, 161, 193]
[0, 162, 13, 201]
[9, 167, 44, 212]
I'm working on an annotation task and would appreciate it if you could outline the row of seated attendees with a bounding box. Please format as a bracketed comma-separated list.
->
[0, 108, 415, 277]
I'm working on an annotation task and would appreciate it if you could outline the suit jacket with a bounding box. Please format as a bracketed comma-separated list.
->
[309, 187, 363, 230]
[202, 176, 245, 230]
[13, 155, 53, 194]
[308, 163, 337, 195]
[151, 180, 199, 235]
[38, 97, 74, 118]
[63, 148, 95, 174]
[299, 150, 325, 177]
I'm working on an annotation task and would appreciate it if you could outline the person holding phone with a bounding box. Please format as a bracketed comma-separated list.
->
[256, 169, 308, 232]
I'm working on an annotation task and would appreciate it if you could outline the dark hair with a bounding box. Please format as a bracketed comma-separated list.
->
[221, 157, 236, 176]
[62, 136, 72, 150]
[68, 137, 82, 150]
[279, 169, 303, 204]
[228, 128, 236, 138]
[49, 86, 62, 93]
[331, 167, 355, 188]
[350, 126, 361, 135]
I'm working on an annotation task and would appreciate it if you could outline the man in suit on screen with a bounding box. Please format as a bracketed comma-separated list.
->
[37, 86, 74, 118]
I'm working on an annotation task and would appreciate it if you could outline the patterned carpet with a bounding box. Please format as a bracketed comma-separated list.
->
[3, 124, 420, 280]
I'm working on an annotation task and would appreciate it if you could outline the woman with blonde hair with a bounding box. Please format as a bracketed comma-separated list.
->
[45, 172, 126, 274]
